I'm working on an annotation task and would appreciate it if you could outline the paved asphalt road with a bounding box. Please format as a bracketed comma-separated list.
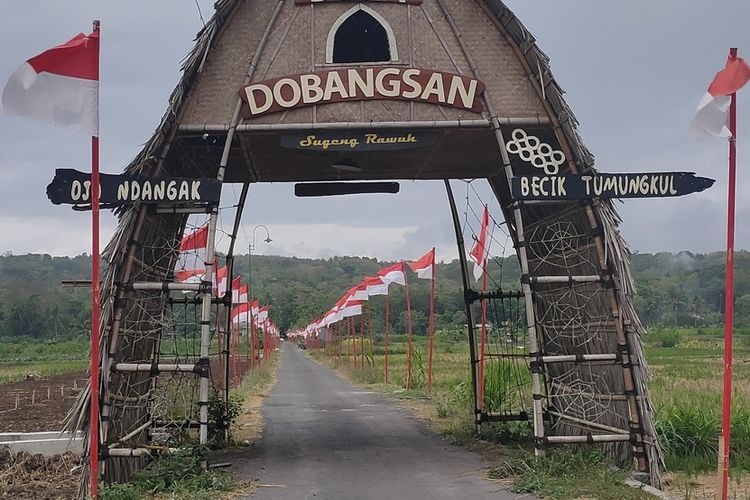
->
[235, 342, 524, 499]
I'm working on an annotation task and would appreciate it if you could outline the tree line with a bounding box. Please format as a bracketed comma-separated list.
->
[1, 250, 749, 340]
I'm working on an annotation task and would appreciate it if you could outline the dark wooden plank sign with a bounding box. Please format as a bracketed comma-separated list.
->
[295, 182, 400, 197]
[511, 172, 715, 201]
[46, 169, 222, 206]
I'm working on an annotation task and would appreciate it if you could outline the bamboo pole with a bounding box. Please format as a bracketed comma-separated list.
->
[433, 0, 545, 440]
[479, 269, 488, 411]
[480, 1, 654, 474]
[444, 180, 480, 429]
[178, 118, 550, 133]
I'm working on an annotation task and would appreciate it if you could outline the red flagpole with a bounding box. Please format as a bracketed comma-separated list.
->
[245, 303, 250, 366]
[89, 19, 101, 500]
[384, 295, 390, 384]
[427, 248, 436, 396]
[360, 313, 365, 370]
[478, 270, 488, 411]
[404, 262, 414, 390]
[720, 46, 739, 500]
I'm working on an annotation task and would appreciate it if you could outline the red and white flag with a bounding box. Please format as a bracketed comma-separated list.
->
[175, 268, 205, 294]
[175, 268, 205, 284]
[213, 265, 228, 297]
[342, 299, 363, 318]
[256, 306, 269, 322]
[231, 302, 251, 324]
[363, 276, 389, 296]
[230, 276, 241, 303]
[176, 226, 208, 272]
[2, 30, 99, 135]
[690, 54, 750, 137]
[469, 206, 491, 282]
[237, 284, 249, 304]
[377, 262, 406, 286]
[408, 249, 435, 280]
[351, 281, 370, 301]
[250, 299, 260, 317]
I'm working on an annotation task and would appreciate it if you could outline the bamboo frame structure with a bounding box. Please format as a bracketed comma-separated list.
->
[62, 0, 663, 493]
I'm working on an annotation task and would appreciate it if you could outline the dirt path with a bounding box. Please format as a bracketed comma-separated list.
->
[231, 343, 524, 500]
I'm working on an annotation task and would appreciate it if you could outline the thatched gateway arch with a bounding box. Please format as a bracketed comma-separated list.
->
[68, 0, 663, 490]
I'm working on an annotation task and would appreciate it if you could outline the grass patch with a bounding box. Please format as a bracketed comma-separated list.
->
[656, 403, 750, 473]
[0, 338, 88, 362]
[489, 448, 655, 499]
[0, 360, 87, 383]
[228, 352, 280, 446]
[101, 354, 280, 499]
[100, 447, 232, 500]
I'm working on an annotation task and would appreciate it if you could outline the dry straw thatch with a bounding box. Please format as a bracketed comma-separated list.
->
[64, 0, 662, 491]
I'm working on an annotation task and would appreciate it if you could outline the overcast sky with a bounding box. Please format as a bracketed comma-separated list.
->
[0, 0, 748, 262]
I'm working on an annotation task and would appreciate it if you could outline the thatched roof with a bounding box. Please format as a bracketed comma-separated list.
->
[67, 0, 662, 491]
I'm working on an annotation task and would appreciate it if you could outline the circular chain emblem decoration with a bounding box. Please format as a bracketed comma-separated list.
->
[505, 129, 566, 175]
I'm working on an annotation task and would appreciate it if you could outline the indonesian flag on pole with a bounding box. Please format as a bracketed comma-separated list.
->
[324, 309, 336, 326]
[231, 302, 251, 324]
[176, 226, 208, 272]
[256, 306, 269, 321]
[351, 278, 388, 301]
[408, 249, 435, 280]
[364, 276, 389, 296]
[690, 54, 750, 137]
[351, 282, 370, 301]
[236, 284, 248, 304]
[342, 299, 363, 318]
[230, 276, 241, 303]
[250, 299, 260, 317]
[2, 30, 99, 135]
[213, 265, 228, 297]
[469, 206, 491, 282]
[175, 268, 205, 284]
[377, 262, 406, 286]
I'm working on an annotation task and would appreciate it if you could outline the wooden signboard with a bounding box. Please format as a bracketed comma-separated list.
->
[280, 131, 439, 152]
[239, 67, 485, 118]
[46, 169, 222, 206]
[511, 172, 715, 201]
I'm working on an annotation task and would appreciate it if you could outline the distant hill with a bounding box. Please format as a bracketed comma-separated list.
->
[1, 250, 748, 339]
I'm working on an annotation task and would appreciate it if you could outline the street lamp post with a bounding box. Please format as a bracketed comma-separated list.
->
[249, 225, 272, 368]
